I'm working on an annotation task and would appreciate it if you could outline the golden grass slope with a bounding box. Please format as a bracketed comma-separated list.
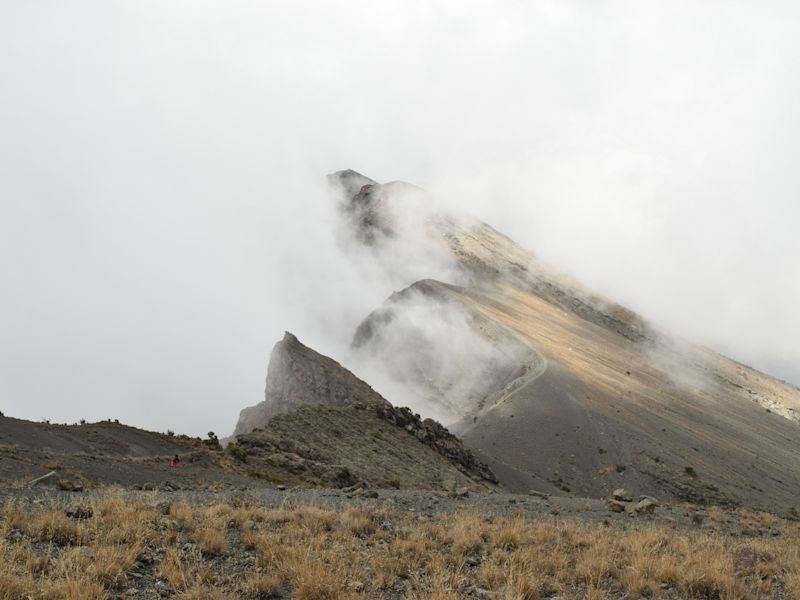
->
[2, 491, 800, 599]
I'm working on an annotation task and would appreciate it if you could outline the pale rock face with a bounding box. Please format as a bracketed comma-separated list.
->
[232, 332, 389, 438]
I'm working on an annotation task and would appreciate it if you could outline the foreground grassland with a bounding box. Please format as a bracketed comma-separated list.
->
[1, 492, 800, 599]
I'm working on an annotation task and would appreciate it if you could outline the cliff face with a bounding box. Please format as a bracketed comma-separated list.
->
[233, 332, 390, 438]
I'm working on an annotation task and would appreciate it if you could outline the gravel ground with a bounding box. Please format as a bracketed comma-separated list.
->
[2, 485, 787, 537]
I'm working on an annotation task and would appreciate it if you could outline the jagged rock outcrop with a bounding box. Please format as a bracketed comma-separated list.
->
[233, 332, 390, 438]
[233, 332, 497, 489]
[327, 169, 376, 202]
[372, 403, 496, 483]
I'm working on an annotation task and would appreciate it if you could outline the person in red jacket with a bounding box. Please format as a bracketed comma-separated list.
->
[170, 454, 181, 467]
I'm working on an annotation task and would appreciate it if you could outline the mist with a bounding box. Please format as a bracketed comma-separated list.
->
[1, 1, 799, 436]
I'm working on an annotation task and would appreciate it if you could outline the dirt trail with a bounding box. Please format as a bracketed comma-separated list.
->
[456, 346, 548, 437]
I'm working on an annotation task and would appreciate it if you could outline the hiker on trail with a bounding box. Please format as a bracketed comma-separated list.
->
[170, 454, 181, 467]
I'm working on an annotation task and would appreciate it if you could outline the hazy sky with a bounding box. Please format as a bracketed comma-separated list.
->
[2, 1, 798, 436]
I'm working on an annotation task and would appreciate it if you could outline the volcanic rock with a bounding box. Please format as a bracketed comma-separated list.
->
[233, 332, 390, 438]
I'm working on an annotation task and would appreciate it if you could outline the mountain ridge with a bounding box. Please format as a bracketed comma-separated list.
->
[326, 169, 800, 512]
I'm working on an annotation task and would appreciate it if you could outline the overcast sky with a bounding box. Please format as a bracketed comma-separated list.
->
[1, 1, 798, 436]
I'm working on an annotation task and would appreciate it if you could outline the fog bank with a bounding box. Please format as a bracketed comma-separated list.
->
[1, 1, 798, 435]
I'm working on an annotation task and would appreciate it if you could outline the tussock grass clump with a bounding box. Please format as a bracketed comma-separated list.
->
[193, 525, 228, 557]
[27, 510, 84, 546]
[244, 573, 283, 598]
[158, 547, 194, 592]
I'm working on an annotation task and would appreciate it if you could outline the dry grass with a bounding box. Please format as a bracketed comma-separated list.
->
[193, 525, 228, 557]
[245, 573, 283, 598]
[1, 492, 800, 599]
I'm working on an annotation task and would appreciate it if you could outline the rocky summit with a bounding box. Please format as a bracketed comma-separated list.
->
[232, 331, 391, 439]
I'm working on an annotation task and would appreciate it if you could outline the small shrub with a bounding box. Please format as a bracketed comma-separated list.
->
[203, 432, 222, 451]
[685, 466, 698, 478]
[615, 464, 627, 473]
[334, 466, 357, 487]
[227, 443, 247, 463]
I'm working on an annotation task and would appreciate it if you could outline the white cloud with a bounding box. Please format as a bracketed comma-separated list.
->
[1, 0, 798, 435]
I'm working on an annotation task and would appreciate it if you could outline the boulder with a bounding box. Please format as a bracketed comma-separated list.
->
[57, 479, 84, 492]
[607, 499, 627, 513]
[634, 497, 658, 514]
[612, 488, 632, 502]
